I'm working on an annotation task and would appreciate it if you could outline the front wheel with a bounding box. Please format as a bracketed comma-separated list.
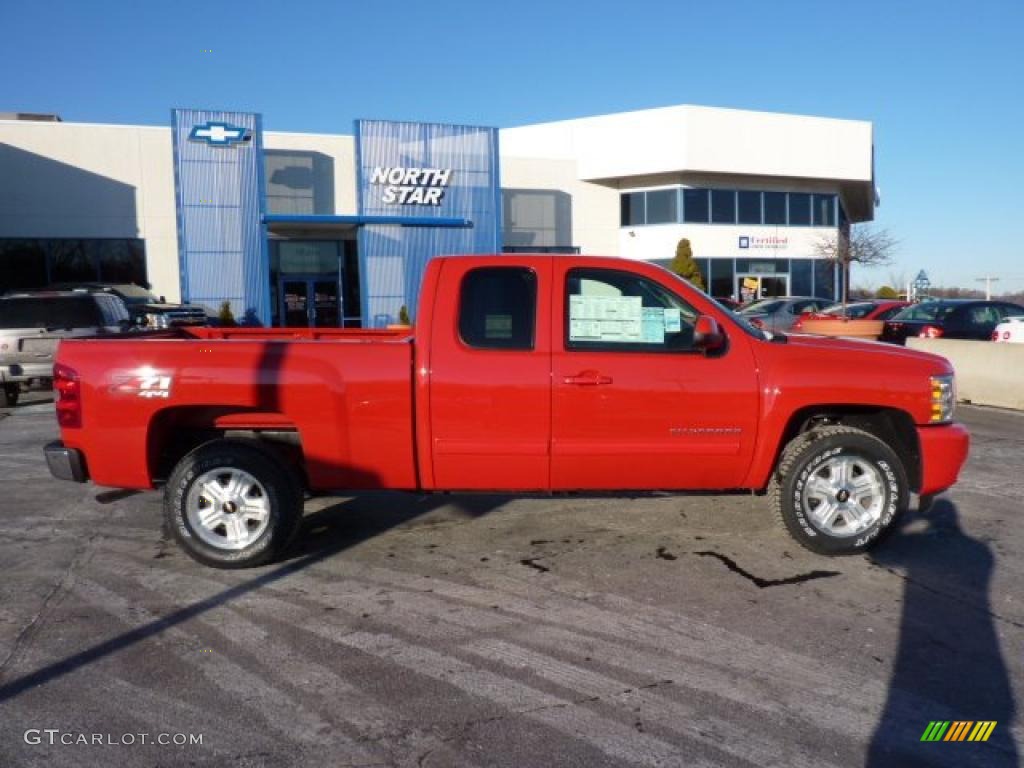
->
[164, 440, 303, 568]
[770, 426, 907, 555]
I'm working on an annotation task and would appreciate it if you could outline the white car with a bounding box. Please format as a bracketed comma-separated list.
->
[992, 316, 1024, 343]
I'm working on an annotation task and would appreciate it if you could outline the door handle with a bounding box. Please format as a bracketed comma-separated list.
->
[563, 371, 613, 386]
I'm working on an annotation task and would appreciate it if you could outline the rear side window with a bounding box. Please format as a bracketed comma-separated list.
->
[96, 295, 129, 325]
[0, 296, 101, 329]
[458, 267, 537, 350]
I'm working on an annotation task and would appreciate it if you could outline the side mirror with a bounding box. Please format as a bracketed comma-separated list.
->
[694, 315, 725, 352]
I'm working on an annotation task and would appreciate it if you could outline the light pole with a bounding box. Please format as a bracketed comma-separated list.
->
[975, 276, 1000, 300]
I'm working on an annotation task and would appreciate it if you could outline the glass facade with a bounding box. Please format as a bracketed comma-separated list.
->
[0, 238, 147, 295]
[620, 187, 839, 228]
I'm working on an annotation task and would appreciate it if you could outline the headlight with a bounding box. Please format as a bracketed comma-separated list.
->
[145, 313, 170, 329]
[930, 374, 955, 423]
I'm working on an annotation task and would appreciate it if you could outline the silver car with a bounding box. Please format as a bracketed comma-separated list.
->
[737, 296, 831, 333]
[0, 292, 131, 406]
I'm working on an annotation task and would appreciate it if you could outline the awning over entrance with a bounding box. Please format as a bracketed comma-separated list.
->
[263, 214, 474, 236]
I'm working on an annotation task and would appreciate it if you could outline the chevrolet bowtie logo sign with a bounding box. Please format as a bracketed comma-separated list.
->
[188, 121, 249, 146]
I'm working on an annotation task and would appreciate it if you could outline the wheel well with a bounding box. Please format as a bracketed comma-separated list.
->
[147, 407, 307, 489]
[779, 406, 921, 491]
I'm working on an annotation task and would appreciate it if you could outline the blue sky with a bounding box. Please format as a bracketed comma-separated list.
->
[5, 0, 1022, 291]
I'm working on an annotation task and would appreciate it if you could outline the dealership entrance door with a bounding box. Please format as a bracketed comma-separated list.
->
[737, 274, 788, 303]
[280, 277, 341, 327]
[270, 239, 362, 327]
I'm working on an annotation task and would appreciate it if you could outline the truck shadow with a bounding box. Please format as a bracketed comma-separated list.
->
[865, 498, 1018, 767]
[0, 491, 507, 704]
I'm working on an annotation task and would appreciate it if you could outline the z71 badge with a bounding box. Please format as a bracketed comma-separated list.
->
[110, 372, 173, 399]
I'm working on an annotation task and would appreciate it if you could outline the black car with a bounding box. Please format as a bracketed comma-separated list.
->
[47, 283, 208, 328]
[881, 299, 1024, 344]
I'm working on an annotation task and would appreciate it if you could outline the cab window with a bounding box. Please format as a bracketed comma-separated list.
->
[459, 267, 537, 350]
[565, 268, 698, 352]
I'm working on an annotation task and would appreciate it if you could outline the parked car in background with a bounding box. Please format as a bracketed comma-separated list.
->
[737, 296, 831, 332]
[881, 300, 1024, 344]
[715, 297, 742, 311]
[993, 316, 1024, 343]
[47, 283, 208, 328]
[0, 291, 133, 406]
[792, 299, 910, 331]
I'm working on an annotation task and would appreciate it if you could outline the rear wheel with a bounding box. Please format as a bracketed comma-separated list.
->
[164, 440, 303, 568]
[771, 426, 907, 555]
[0, 385, 18, 407]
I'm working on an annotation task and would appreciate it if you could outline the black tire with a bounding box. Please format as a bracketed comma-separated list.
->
[770, 426, 907, 556]
[164, 440, 303, 568]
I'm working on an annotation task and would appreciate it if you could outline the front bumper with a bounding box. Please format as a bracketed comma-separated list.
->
[918, 423, 970, 496]
[44, 441, 89, 483]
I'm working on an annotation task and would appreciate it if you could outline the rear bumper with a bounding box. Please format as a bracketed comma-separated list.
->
[44, 441, 89, 483]
[917, 423, 970, 496]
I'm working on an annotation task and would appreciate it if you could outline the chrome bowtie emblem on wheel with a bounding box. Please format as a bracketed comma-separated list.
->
[801, 455, 885, 536]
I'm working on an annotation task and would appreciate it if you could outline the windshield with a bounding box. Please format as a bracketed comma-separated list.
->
[891, 302, 956, 322]
[656, 265, 768, 340]
[110, 284, 157, 302]
[822, 302, 875, 319]
[0, 297, 101, 328]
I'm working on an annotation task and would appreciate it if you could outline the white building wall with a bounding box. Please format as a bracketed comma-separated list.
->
[499, 155, 620, 255]
[0, 120, 182, 300]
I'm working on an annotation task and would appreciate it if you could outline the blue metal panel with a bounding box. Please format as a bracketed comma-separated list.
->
[263, 214, 473, 228]
[355, 120, 502, 326]
[172, 109, 269, 324]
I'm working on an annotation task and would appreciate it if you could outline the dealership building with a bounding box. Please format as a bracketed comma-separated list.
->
[0, 104, 876, 326]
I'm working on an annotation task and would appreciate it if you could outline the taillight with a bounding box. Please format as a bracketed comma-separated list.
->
[54, 363, 82, 428]
[919, 325, 944, 339]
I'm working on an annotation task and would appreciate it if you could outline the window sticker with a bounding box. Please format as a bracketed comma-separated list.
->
[485, 314, 513, 339]
[641, 308, 666, 344]
[663, 308, 682, 333]
[569, 295, 643, 342]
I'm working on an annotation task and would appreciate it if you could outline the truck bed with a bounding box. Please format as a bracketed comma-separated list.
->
[54, 330, 418, 491]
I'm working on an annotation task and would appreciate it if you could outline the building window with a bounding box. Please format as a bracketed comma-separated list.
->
[813, 194, 836, 226]
[788, 193, 811, 226]
[814, 259, 836, 301]
[683, 188, 709, 223]
[0, 238, 147, 295]
[763, 192, 787, 225]
[710, 258, 735, 299]
[791, 259, 813, 295]
[459, 267, 537, 350]
[645, 189, 677, 224]
[737, 191, 761, 224]
[711, 190, 736, 224]
[620, 192, 645, 226]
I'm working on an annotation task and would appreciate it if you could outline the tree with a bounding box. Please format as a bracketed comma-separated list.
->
[876, 285, 899, 299]
[217, 300, 236, 327]
[670, 238, 705, 290]
[812, 226, 897, 306]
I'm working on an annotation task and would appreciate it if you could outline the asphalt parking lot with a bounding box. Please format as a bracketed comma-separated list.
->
[0, 396, 1020, 767]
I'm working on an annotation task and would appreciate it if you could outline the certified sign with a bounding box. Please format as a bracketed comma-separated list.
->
[369, 167, 452, 206]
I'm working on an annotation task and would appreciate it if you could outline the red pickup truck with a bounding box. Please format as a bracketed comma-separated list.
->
[44, 255, 969, 568]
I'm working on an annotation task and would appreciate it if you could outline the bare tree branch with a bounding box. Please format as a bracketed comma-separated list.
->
[812, 226, 898, 305]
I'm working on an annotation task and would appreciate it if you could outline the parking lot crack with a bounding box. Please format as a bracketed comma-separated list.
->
[695, 551, 840, 588]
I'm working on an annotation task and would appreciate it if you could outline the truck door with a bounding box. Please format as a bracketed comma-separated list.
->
[550, 262, 760, 490]
[428, 258, 552, 490]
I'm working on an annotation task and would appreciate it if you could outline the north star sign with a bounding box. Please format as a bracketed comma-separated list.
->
[188, 122, 250, 146]
[370, 167, 453, 206]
